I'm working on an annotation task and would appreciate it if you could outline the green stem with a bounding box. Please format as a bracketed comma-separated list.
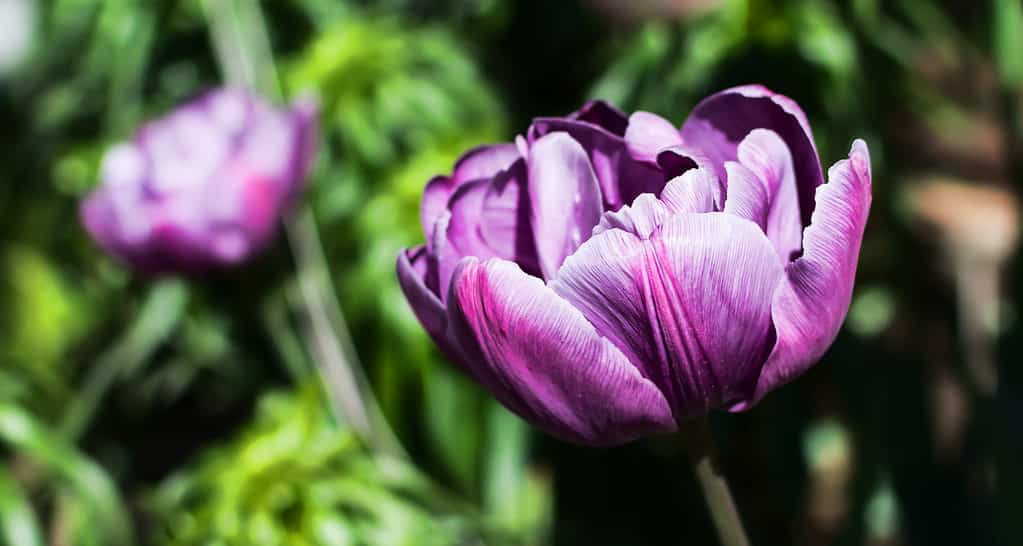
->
[59, 280, 186, 441]
[283, 211, 374, 443]
[203, 0, 403, 457]
[680, 417, 751, 546]
[261, 292, 313, 384]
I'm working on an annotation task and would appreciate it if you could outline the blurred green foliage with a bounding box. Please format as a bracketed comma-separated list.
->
[150, 386, 548, 546]
[1, 0, 1020, 544]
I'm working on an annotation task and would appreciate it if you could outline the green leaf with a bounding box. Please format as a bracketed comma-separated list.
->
[994, 0, 1023, 86]
[0, 404, 133, 545]
[0, 468, 44, 546]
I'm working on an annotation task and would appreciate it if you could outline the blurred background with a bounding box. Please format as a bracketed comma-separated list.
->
[1, 0, 1021, 544]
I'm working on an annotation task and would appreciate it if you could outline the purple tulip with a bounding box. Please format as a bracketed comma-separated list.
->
[81, 88, 317, 274]
[398, 85, 872, 445]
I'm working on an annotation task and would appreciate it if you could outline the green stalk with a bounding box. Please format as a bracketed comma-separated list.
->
[679, 417, 751, 546]
[60, 279, 186, 440]
[202, 0, 402, 457]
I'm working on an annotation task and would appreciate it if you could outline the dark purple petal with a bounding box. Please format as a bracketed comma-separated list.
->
[550, 212, 783, 418]
[733, 140, 872, 409]
[529, 117, 664, 209]
[680, 85, 823, 226]
[447, 257, 677, 445]
[569, 100, 630, 136]
[527, 133, 604, 279]
[396, 246, 464, 364]
[654, 146, 723, 201]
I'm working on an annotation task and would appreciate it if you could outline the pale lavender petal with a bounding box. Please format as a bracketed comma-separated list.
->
[659, 167, 721, 214]
[421, 175, 455, 243]
[625, 111, 683, 163]
[735, 140, 872, 409]
[527, 133, 603, 279]
[592, 168, 719, 239]
[550, 212, 784, 418]
[680, 85, 823, 226]
[737, 129, 802, 262]
[654, 146, 725, 205]
[594, 194, 671, 239]
[722, 161, 770, 229]
[447, 257, 677, 445]
[451, 143, 521, 185]
[529, 117, 664, 209]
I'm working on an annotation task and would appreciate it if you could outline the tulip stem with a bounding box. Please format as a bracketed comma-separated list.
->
[60, 279, 187, 440]
[204, 0, 404, 458]
[284, 209, 405, 458]
[680, 417, 751, 546]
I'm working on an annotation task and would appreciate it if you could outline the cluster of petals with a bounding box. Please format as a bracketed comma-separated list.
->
[81, 88, 317, 274]
[398, 85, 872, 445]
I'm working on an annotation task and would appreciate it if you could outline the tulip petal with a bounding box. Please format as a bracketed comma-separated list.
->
[436, 159, 538, 299]
[659, 167, 721, 214]
[447, 257, 677, 445]
[723, 161, 770, 229]
[656, 147, 699, 179]
[528, 133, 604, 279]
[594, 194, 671, 240]
[592, 169, 719, 239]
[570, 100, 630, 136]
[681, 85, 823, 226]
[735, 140, 872, 409]
[421, 175, 455, 243]
[452, 143, 521, 185]
[551, 212, 783, 418]
[478, 160, 540, 275]
[738, 129, 803, 262]
[421, 143, 521, 241]
[529, 117, 664, 209]
[396, 246, 448, 346]
[625, 111, 684, 163]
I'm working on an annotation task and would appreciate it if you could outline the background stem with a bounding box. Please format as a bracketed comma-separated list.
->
[203, 0, 402, 456]
[680, 417, 751, 546]
[59, 280, 186, 441]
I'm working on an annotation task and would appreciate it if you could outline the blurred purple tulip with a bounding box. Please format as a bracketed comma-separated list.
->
[398, 85, 872, 445]
[81, 88, 317, 274]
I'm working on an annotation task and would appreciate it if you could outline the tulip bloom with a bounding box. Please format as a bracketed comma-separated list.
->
[81, 88, 316, 274]
[398, 86, 871, 445]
